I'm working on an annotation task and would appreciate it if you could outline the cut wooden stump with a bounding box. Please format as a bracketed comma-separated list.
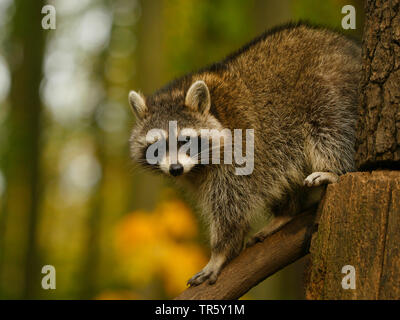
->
[305, 171, 400, 299]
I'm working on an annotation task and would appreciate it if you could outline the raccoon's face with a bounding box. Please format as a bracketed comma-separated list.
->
[129, 80, 223, 177]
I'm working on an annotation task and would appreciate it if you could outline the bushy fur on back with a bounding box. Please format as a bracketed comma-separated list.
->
[129, 22, 361, 285]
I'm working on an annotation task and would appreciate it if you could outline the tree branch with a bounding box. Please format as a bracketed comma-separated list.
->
[175, 208, 317, 300]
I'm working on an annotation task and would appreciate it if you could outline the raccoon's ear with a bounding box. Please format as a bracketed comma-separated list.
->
[129, 90, 147, 119]
[185, 80, 210, 114]
[129, 91, 147, 119]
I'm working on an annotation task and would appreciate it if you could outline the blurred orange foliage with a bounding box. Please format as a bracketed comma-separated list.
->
[114, 200, 208, 297]
[96, 290, 141, 300]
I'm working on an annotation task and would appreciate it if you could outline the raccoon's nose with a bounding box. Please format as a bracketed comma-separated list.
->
[169, 163, 184, 176]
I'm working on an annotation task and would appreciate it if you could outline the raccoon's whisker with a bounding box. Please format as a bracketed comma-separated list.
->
[190, 144, 234, 160]
[190, 144, 233, 157]
[134, 158, 161, 173]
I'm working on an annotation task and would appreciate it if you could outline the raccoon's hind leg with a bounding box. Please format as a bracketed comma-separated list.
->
[246, 215, 293, 248]
[246, 189, 302, 248]
[246, 171, 338, 249]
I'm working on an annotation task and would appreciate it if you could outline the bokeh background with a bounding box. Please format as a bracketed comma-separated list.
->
[0, 0, 364, 299]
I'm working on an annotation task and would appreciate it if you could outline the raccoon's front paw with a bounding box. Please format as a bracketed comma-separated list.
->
[187, 268, 219, 287]
[304, 172, 338, 187]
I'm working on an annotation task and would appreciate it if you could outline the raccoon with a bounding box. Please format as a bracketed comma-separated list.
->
[128, 23, 361, 286]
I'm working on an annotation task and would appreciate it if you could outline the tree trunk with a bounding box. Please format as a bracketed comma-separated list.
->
[355, 0, 400, 169]
[305, 0, 400, 299]
[0, 0, 45, 299]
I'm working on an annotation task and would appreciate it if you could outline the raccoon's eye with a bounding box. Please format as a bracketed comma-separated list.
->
[177, 136, 190, 149]
[145, 143, 163, 161]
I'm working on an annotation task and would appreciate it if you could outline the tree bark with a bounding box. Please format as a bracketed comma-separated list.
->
[355, 0, 400, 169]
[175, 209, 316, 300]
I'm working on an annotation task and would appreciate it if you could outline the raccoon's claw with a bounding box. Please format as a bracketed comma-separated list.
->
[246, 234, 265, 248]
[246, 216, 294, 248]
[187, 269, 218, 287]
[304, 172, 338, 187]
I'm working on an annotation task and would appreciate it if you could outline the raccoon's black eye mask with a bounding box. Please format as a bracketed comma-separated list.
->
[141, 138, 167, 163]
[142, 136, 211, 164]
